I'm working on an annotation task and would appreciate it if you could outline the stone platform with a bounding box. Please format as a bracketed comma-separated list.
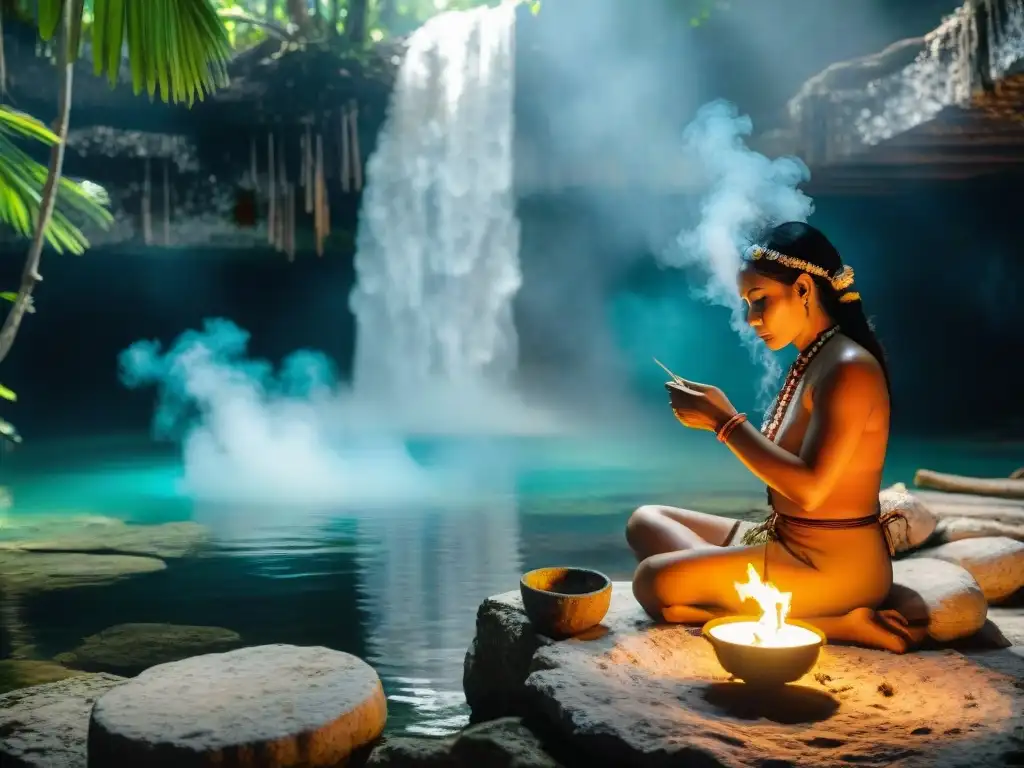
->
[465, 584, 1024, 768]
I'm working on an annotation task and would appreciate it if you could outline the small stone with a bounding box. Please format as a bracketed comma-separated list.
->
[909, 537, 1024, 604]
[54, 623, 242, 677]
[0, 672, 126, 768]
[888, 558, 988, 642]
[87, 644, 387, 768]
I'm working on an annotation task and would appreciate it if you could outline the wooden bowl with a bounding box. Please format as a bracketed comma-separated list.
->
[520, 567, 612, 639]
[702, 615, 825, 687]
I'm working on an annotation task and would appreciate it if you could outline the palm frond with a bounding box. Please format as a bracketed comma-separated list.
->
[0, 106, 113, 254]
[38, 0, 232, 105]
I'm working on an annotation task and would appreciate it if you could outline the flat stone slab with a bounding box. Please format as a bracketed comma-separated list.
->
[0, 550, 166, 592]
[0, 672, 126, 768]
[88, 644, 387, 767]
[466, 583, 1024, 768]
[54, 622, 242, 676]
[0, 659, 87, 694]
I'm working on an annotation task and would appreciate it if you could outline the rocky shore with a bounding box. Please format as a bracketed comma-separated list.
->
[0, 483, 1022, 767]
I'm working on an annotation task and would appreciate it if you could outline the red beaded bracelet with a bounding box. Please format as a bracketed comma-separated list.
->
[716, 412, 747, 443]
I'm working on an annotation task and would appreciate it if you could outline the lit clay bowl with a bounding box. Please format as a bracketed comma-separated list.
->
[702, 615, 825, 687]
[520, 567, 612, 639]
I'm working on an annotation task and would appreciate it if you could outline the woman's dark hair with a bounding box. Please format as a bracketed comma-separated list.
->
[745, 221, 891, 395]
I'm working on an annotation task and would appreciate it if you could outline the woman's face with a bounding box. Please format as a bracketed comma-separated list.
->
[737, 266, 806, 351]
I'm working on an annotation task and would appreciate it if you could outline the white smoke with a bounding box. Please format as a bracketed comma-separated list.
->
[660, 100, 815, 394]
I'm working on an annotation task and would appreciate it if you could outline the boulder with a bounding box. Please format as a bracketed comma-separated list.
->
[0, 672, 126, 768]
[879, 485, 938, 554]
[909, 537, 1024, 604]
[466, 585, 1024, 768]
[367, 718, 563, 767]
[54, 623, 243, 677]
[87, 644, 387, 768]
[887, 558, 988, 642]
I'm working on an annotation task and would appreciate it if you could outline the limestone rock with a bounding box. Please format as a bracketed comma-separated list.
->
[887, 558, 988, 642]
[54, 623, 243, 676]
[909, 537, 1024, 604]
[463, 595, 552, 721]
[0, 550, 165, 592]
[879, 485, 937, 554]
[87, 644, 387, 768]
[467, 584, 1024, 768]
[0, 672, 126, 768]
[0, 659, 86, 694]
[367, 719, 562, 768]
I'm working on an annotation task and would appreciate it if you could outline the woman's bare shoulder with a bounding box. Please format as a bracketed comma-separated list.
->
[816, 336, 887, 399]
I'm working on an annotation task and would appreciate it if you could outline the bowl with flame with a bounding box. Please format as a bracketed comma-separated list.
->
[702, 564, 825, 687]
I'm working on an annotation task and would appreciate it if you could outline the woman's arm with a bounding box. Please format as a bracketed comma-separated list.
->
[722, 360, 884, 511]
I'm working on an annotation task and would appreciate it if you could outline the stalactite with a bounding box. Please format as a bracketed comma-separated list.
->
[304, 123, 314, 214]
[250, 135, 259, 193]
[286, 183, 296, 262]
[268, 133, 277, 246]
[142, 159, 153, 246]
[162, 160, 171, 246]
[349, 100, 363, 192]
[340, 106, 351, 194]
[315, 133, 327, 257]
[277, 146, 288, 254]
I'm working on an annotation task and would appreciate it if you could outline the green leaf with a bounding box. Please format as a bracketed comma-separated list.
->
[92, 0, 231, 105]
[0, 107, 113, 254]
[0, 384, 17, 402]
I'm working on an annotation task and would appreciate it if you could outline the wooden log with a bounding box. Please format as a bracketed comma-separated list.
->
[912, 490, 1024, 525]
[914, 468, 1024, 499]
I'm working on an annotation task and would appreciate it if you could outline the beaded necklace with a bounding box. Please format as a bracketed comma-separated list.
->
[740, 324, 841, 553]
[760, 324, 841, 442]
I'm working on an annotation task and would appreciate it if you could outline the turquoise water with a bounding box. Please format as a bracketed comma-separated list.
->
[0, 432, 1019, 734]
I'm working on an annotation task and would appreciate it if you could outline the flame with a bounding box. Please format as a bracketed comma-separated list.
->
[734, 563, 792, 646]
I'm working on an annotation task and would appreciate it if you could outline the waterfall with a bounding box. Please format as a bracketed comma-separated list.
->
[349, 2, 522, 398]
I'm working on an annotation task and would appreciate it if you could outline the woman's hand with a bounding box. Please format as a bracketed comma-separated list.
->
[665, 378, 736, 432]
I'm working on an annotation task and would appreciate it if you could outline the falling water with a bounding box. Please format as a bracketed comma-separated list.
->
[349, 2, 521, 398]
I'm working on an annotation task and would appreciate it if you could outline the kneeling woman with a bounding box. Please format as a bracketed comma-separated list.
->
[628, 221, 923, 653]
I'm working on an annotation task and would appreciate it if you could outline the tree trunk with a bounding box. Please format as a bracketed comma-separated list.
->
[329, 0, 340, 35]
[344, 0, 369, 45]
[378, 0, 397, 31]
[265, 0, 277, 22]
[0, 0, 75, 368]
[286, 0, 314, 35]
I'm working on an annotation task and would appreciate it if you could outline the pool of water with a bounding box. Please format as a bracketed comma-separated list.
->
[0, 431, 1018, 734]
